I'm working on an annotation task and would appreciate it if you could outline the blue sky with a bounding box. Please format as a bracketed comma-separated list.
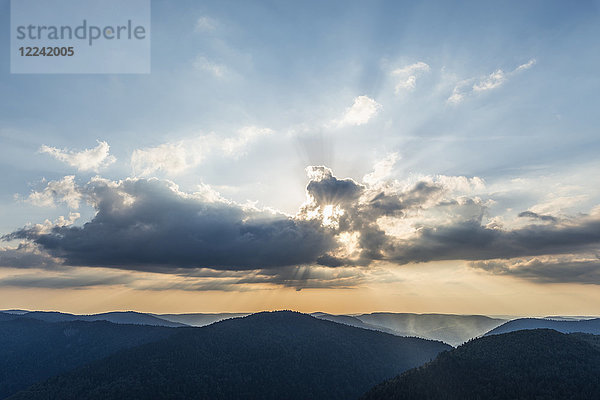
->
[0, 0, 599, 313]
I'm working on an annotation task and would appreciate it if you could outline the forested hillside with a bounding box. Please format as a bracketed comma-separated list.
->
[0, 318, 176, 398]
[10, 311, 450, 400]
[362, 329, 600, 400]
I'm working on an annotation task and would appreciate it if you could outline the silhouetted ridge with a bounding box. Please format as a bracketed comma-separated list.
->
[485, 317, 600, 336]
[10, 311, 450, 400]
[153, 312, 248, 326]
[0, 310, 187, 327]
[362, 329, 600, 400]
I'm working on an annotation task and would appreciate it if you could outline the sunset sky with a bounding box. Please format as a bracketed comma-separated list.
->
[1, 0, 599, 315]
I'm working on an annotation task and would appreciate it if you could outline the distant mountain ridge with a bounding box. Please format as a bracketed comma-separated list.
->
[362, 329, 600, 400]
[352, 313, 506, 346]
[4, 309, 599, 346]
[0, 310, 510, 345]
[155, 311, 510, 345]
[486, 317, 600, 336]
[0, 310, 186, 327]
[9, 311, 450, 400]
[153, 312, 248, 326]
[310, 312, 399, 335]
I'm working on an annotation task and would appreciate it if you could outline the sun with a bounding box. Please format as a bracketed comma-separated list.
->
[321, 204, 344, 228]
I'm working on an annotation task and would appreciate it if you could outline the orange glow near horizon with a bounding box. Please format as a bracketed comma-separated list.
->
[1, 262, 598, 317]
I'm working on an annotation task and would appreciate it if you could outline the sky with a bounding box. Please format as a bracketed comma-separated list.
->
[0, 0, 599, 315]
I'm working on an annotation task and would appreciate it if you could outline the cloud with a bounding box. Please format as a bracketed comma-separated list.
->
[472, 69, 506, 92]
[447, 80, 470, 104]
[391, 62, 430, 93]
[193, 55, 227, 78]
[299, 167, 472, 265]
[0, 243, 63, 270]
[335, 96, 382, 127]
[195, 16, 217, 32]
[0, 267, 227, 291]
[386, 216, 600, 264]
[0, 271, 135, 289]
[131, 139, 207, 176]
[529, 195, 588, 215]
[244, 265, 366, 291]
[298, 166, 600, 268]
[26, 176, 82, 208]
[363, 153, 399, 185]
[518, 210, 558, 223]
[39, 140, 115, 172]
[131, 126, 272, 176]
[304, 166, 364, 206]
[0, 263, 366, 291]
[515, 58, 536, 72]
[7, 177, 335, 271]
[470, 255, 600, 285]
[448, 59, 536, 104]
[5, 162, 600, 288]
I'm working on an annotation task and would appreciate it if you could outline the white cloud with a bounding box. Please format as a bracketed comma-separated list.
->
[363, 153, 399, 185]
[515, 58, 536, 72]
[447, 80, 471, 104]
[194, 183, 228, 203]
[335, 96, 382, 127]
[27, 176, 82, 209]
[391, 61, 430, 93]
[473, 69, 506, 92]
[530, 195, 588, 216]
[448, 59, 536, 104]
[434, 175, 486, 193]
[131, 126, 273, 176]
[195, 16, 217, 32]
[39, 140, 115, 172]
[131, 139, 204, 176]
[194, 56, 227, 78]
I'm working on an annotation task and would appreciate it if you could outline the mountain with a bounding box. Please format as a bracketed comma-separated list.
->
[86, 311, 187, 327]
[153, 312, 248, 326]
[311, 312, 398, 335]
[362, 329, 600, 400]
[10, 311, 450, 400]
[0, 318, 177, 399]
[355, 313, 506, 346]
[2, 310, 510, 344]
[0, 310, 186, 327]
[485, 317, 600, 336]
[543, 316, 598, 321]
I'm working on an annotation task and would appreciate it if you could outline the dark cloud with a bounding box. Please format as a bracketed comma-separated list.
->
[0, 264, 365, 292]
[305, 166, 364, 206]
[386, 218, 600, 264]
[6, 178, 335, 271]
[518, 210, 558, 223]
[366, 181, 442, 218]
[471, 257, 600, 284]
[0, 271, 135, 289]
[242, 265, 365, 291]
[0, 243, 62, 270]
